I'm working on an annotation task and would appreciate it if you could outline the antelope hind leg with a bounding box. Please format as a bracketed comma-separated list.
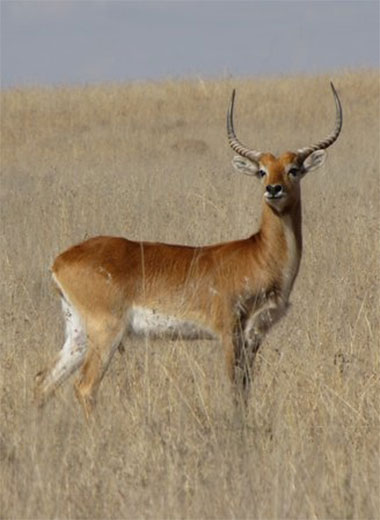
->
[35, 298, 86, 406]
[74, 321, 126, 420]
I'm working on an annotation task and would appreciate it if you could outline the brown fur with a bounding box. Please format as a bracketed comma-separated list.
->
[36, 121, 338, 418]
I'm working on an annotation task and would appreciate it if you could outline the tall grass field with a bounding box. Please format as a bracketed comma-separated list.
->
[1, 71, 379, 519]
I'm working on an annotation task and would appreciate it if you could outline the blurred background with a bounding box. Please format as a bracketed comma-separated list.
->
[1, 0, 379, 88]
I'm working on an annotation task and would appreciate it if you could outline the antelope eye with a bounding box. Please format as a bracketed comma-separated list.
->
[258, 169, 266, 178]
[288, 168, 299, 177]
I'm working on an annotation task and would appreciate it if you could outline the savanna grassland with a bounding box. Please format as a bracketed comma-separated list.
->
[1, 71, 379, 519]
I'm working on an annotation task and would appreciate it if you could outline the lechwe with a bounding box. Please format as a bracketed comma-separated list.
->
[35, 83, 342, 418]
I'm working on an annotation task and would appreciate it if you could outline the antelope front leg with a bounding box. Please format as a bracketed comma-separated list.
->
[234, 296, 288, 405]
[232, 328, 262, 407]
[221, 326, 262, 408]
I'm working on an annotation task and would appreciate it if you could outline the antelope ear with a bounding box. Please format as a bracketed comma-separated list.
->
[232, 156, 260, 176]
[302, 150, 327, 173]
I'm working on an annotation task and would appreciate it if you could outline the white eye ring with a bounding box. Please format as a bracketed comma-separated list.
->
[258, 170, 266, 178]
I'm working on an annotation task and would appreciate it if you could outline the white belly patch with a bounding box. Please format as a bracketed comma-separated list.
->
[128, 306, 214, 340]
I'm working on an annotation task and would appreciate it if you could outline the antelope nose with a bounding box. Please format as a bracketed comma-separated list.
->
[266, 184, 282, 196]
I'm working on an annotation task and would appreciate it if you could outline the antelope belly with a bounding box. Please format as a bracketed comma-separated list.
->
[128, 306, 214, 340]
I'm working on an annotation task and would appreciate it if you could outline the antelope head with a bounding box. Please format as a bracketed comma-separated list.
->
[227, 82, 343, 213]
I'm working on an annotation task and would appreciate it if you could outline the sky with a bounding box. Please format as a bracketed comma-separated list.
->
[1, 1, 379, 88]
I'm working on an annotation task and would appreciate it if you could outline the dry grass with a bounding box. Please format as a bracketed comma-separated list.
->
[1, 70, 379, 519]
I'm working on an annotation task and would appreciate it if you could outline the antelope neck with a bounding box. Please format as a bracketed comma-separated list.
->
[257, 199, 303, 294]
[259, 199, 302, 248]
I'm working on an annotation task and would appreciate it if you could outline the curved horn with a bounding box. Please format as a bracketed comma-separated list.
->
[227, 89, 263, 162]
[297, 82, 343, 160]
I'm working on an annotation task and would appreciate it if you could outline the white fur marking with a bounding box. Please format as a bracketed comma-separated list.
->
[128, 306, 214, 340]
[44, 297, 87, 391]
[98, 266, 112, 283]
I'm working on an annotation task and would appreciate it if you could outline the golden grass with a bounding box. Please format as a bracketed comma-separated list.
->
[1, 70, 379, 519]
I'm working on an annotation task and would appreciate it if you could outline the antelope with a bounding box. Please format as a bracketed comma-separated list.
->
[35, 83, 342, 418]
